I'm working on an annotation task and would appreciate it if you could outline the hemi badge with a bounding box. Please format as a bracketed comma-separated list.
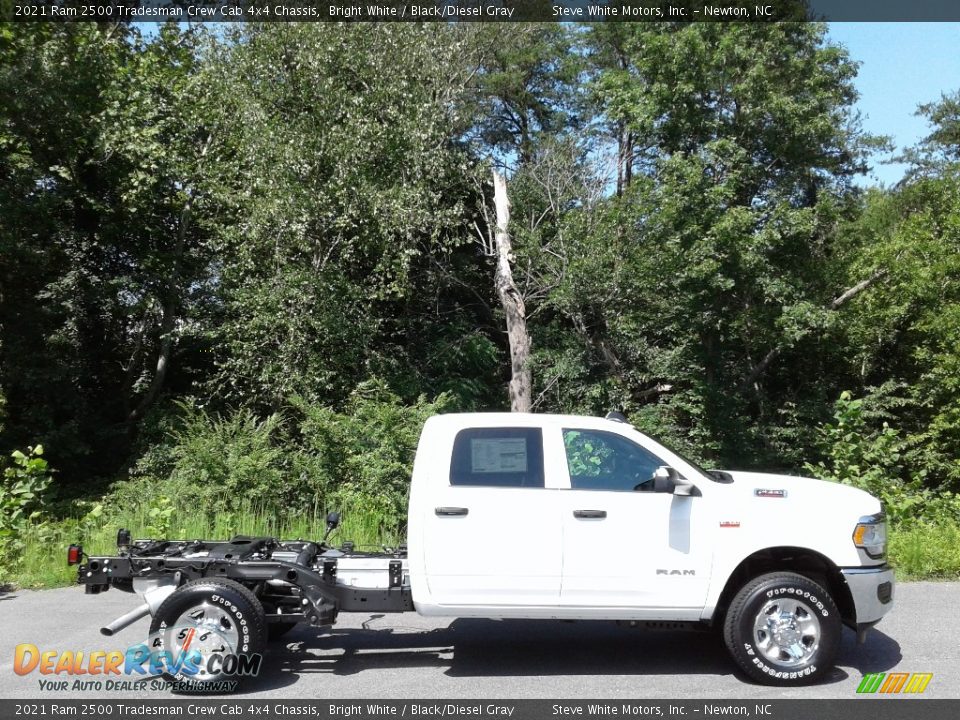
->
[755, 488, 787, 498]
[720, 521, 740, 528]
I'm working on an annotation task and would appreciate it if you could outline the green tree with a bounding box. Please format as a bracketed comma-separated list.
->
[201, 24, 490, 412]
[467, 24, 582, 165]
[838, 169, 960, 491]
[900, 89, 960, 176]
[0, 24, 221, 481]
[536, 23, 873, 466]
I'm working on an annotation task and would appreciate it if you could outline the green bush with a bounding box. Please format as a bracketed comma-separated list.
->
[109, 382, 454, 539]
[127, 401, 291, 511]
[805, 391, 960, 526]
[0, 446, 53, 583]
[293, 380, 455, 536]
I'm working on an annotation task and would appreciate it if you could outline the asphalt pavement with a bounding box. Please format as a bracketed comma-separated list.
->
[0, 582, 956, 699]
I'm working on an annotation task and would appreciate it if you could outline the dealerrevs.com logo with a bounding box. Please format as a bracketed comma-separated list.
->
[856, 672, 933, 694]
[13, 626, 262, 693]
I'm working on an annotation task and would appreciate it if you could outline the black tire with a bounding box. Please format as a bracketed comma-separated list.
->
[268, 621, 298, 641]
[722, 571, 841, 685]
[149, 578, 267, 693]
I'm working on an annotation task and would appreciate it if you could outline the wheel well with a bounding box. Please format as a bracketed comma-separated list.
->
[712, 547, 855, 627]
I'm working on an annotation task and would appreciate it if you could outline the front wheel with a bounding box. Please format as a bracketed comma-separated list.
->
[722, 572, 841, 685]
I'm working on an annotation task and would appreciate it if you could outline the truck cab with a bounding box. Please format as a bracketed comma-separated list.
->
[407, 412, 894, 682]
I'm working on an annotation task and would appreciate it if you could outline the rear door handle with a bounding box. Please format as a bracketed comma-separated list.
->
[573, 510, 607, 519]
[435, 507, 469, 517]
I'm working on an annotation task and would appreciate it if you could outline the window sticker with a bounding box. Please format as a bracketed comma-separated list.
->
[470, 438, 528, 473]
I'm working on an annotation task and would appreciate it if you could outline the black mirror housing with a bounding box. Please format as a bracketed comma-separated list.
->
[652, 466, 701, 496]
[653, 466, 678, 493]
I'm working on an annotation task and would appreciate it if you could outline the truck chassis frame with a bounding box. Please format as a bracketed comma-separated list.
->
[76, 523, 413, 638]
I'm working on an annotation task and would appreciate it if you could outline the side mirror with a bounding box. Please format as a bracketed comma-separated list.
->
[326, 511, 341, 530]
[322, 511, 341, 544]
[653, 466, 701, 497]
[653, 466, 678, 493]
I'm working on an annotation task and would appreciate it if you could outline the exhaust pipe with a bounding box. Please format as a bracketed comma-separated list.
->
[100, 602, 151, 637]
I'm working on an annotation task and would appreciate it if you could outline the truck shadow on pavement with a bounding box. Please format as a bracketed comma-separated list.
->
[239, 618, 901, 694]
[835, 626, 903, 675]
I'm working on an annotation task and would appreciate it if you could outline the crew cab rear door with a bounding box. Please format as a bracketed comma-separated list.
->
[418, 425, 563, 606]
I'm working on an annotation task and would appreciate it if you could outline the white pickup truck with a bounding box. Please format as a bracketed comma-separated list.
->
[75, 412, 894, 689]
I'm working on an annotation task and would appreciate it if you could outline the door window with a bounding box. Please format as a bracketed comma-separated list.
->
[450, 427, 545, 487]
[563, 429, 666, 492]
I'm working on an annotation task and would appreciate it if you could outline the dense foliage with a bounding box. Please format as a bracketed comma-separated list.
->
[2, 22, 960, 583]
[0, 446, 52, 578]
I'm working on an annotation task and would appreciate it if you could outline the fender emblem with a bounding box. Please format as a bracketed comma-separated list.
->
[656, 569, 696, 576]
[755, 488, 787, 498]
[720, 521, 741, 528]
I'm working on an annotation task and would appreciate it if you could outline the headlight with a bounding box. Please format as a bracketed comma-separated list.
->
[852, 513, 887, 559]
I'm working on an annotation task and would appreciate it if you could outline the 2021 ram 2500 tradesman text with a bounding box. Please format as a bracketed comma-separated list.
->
[74, 412, 894, 689]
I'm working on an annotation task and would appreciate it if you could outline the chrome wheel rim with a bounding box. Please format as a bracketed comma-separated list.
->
[752, 597, 821, 667]
[167, 603, 239, 678]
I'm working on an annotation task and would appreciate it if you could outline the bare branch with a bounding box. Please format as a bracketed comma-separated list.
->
[740, 268, 889, 391]
[636, 383, 675, 401]
[531, 373, 562, 411]
[830, 268, 888, 309]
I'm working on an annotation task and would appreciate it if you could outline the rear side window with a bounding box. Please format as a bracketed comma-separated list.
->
[450, 427, 544, 488]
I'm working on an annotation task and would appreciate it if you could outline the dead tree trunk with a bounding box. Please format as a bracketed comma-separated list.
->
[492, 169, 532, 413]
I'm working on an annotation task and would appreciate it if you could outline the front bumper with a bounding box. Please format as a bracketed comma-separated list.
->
[842, 564, 895, 625]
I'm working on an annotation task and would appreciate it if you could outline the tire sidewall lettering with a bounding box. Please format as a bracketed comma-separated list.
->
[748, 655, 818, 678]
[764, 586, 829, 617]
[207, 591, 252, 650]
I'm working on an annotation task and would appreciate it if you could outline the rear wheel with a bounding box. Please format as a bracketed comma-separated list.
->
[149, 578, 267, 693]
[722, 571, 841, 685]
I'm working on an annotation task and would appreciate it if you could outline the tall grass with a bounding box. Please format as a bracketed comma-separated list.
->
[888, 522, 960, 580]
[11, 497, 402, 589]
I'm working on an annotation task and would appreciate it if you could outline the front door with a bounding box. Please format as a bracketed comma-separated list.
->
[558, 427, 713, 612]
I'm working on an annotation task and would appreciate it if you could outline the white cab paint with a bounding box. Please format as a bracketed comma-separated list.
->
[406, 412, 886, 622]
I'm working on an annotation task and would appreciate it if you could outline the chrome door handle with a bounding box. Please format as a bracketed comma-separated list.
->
[573, 510, 607, 519]
[435, 507, 469, 516]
